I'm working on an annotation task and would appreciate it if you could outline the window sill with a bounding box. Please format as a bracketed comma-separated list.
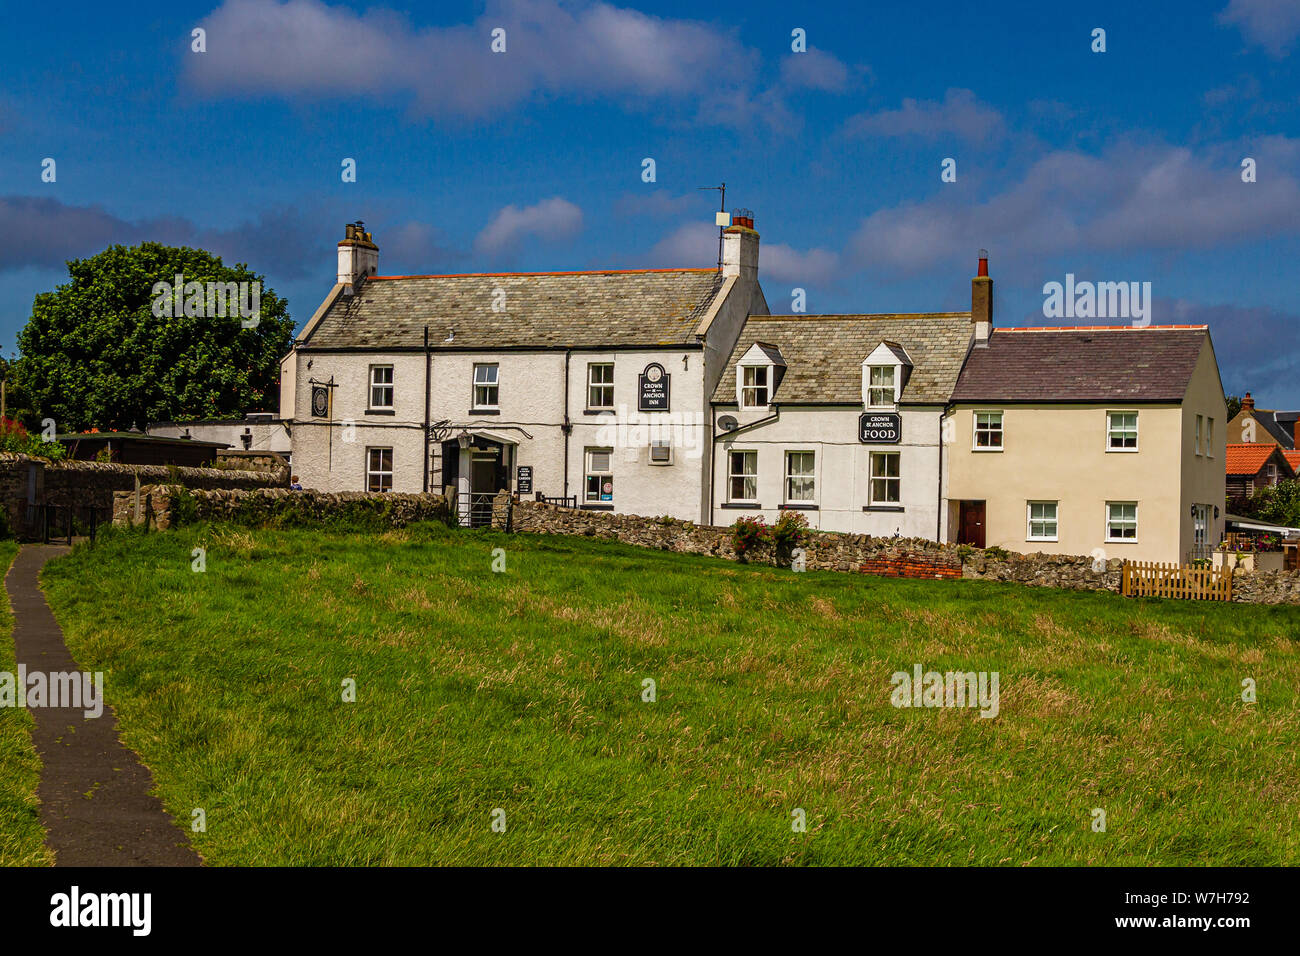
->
[365, 408, 395, 416]
[863, 505, 904, 512]
[971, 446, 1004, 452]
[580, 503, 615, 511]
[469, 408, 500, 416]
[780, 503, 818, 511]
[1105, 538, 1139, 545]
[1105, 447, 1139, 453]
[1027, 538, 1059, 544]
[721, 502, 760, 509]
[583, 408, 616, 416]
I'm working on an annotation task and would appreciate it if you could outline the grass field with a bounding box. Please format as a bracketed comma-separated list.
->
[0, 542, 53, 866]
[34, 523, 1300, 866]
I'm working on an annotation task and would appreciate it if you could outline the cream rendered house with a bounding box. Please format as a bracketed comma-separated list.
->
[945, 317, 1227, 564]
[282, 219, 767, 524]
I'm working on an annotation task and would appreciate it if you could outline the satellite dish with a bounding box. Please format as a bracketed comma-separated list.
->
[718, 415, 739, 432]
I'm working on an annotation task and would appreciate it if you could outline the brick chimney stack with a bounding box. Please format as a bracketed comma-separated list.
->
[338, 221, 378, 292]
[971, 249, 992, 346]
[721, 208, 760, 283]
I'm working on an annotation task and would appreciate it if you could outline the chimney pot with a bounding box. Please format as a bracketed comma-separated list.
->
[1242, 392, 1255, 412]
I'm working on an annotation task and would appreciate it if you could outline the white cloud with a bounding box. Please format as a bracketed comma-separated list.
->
[761, 243, 840, 284]
[188, 0, 761, 121]
[611, 192, 701, 220]
[778, 50, 852, 92]
[1219, 0, 1300, 57]
[474, 197, 584, 255]
[645, 220, 838, 283]
[843, 88, 1004, 143]
[847, 141, 1300, 275]
[646, 221, 716, 267]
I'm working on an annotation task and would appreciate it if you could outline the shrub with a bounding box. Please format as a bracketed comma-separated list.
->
[772, 510, 809, 560]
[170, 487, 199, 527]
[731, 515, 770, 561]
[0, 417, 66, 460]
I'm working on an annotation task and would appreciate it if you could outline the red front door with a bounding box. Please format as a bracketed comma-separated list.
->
[959, 501, 985, 548]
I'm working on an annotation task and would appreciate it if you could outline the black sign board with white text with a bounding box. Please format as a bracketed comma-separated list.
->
[516, 465, 533, 494]
[638, 363, 670, 412]
[859, 412, 902, 443]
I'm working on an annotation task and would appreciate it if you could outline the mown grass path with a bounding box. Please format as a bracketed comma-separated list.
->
[40, 524, 1300, 866]
[9, 544, 198, 866]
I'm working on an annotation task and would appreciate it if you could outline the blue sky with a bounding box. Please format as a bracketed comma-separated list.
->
[3, 0, 1299, 404]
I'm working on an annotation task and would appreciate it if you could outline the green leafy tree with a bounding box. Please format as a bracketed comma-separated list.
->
[1225, 395, 1242, 421]
[1235, 479, 1300, 528]
[16, 243, 293, 431]
[0, 354, 39, 427]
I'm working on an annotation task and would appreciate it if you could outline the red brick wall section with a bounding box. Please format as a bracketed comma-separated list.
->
[859, 554, 961, 580]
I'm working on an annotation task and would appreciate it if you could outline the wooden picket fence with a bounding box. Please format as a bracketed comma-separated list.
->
[1121, 560, 1233, 601]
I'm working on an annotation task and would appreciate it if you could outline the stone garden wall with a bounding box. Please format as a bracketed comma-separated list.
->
[505, 498, 1300, 605]
[113, 485, 449, 531]
[0, 453, 288, 538]
[505, 498, 1125, 593]
[100, 486, 1300, 606]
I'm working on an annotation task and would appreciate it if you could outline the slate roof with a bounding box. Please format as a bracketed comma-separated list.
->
[712, 314, 973, 405]
[1243, 408, 1297, 449]
[1226, 443, 1295, 478]
[300, 269, 727, 349]
[751, 343, 787, 366]
[951, 326, 1208, 403]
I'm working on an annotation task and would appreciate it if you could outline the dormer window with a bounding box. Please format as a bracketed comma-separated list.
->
[861, 341, 911, 409]
[867, 366, 895, 407]
[735, 342, 785, 410]
[741, 366, 769, 408]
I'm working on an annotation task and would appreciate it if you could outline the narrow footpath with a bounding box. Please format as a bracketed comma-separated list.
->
[6, 544, 200, 866]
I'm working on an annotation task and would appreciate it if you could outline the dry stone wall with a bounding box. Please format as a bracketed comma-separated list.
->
[0, 453, 286, 538]
[101, 487, 1300, 606]
[506, 498, 1125, 593]
[505, 498, 1300, 605]
[113, 485, 449, 531]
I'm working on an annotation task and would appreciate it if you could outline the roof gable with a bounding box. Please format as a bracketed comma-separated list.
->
[864, 340, 913, 367]
[1248, 410, 1296, 449]
[739, 342, 786, 366]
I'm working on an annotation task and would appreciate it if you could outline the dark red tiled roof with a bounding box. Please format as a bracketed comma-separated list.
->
[951, 326, 1208, 402]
